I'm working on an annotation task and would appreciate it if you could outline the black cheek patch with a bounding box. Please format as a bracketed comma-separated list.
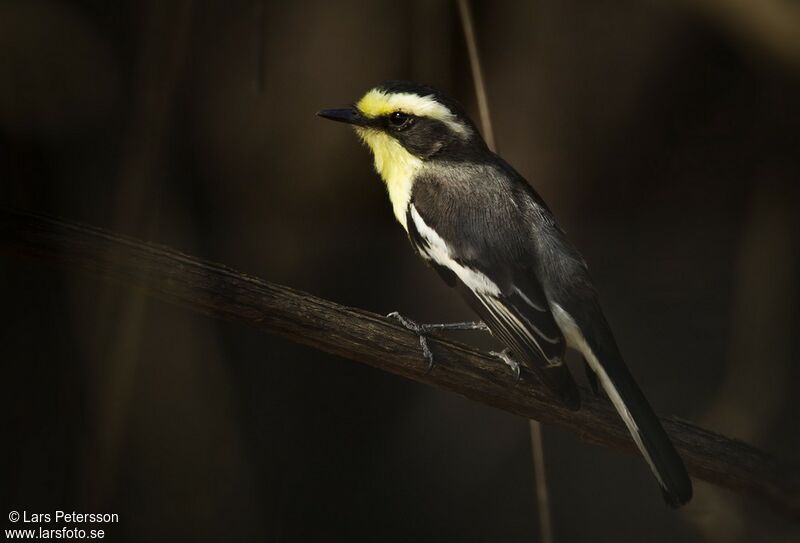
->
[398, 118, 455, 158]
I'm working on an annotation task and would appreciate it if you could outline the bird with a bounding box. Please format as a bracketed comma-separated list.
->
[317, 80, 692, 507]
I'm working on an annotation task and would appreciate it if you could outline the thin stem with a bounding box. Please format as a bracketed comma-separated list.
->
[456, 0, 496, 151]
[530, 420, 554, 543]
[457, 1, 553, 539]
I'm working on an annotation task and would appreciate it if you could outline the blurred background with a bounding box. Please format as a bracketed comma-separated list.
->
[2, 0, 799, 541]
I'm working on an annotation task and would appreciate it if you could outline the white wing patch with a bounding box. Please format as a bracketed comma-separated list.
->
[409, 205, 500, 295]
[549, 302, 665, 488]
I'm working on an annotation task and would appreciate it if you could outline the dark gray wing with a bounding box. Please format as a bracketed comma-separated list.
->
[468, 282, 580, 410]
[406, 185, 580, 409]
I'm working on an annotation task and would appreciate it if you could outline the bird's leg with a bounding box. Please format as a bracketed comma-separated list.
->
[489, 348, 521, 383]
[386, 312, 435, 372]
[417, 321, 490, 332]
[386, 312, 489, 373]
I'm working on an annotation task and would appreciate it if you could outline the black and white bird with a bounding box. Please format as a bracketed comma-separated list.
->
[318, 81, 692, 506]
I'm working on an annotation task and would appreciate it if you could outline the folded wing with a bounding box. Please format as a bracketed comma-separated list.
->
[407, 204, 580, 409]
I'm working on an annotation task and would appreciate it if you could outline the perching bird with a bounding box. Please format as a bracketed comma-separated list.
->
[318, 81, 692, 507]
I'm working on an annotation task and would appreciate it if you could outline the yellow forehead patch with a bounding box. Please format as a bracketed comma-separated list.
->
[356, 89, 470, 138]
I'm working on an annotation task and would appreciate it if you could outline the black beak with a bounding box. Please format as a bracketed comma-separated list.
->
[316, 107, 367, 126]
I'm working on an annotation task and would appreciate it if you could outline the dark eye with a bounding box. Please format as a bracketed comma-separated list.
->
[389, 111, 411, 128]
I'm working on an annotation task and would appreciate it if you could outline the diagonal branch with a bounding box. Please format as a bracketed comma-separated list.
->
[1, 207, 797, 520]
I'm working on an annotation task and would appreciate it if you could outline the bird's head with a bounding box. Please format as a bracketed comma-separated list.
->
[318, 81, 487, 165]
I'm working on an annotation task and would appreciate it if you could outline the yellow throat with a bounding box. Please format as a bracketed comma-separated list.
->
[355, 127, 422, 231]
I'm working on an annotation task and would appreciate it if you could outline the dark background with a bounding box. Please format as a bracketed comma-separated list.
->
[2, 1, 799, 541]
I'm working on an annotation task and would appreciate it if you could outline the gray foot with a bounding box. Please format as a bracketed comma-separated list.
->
[490, 348, 521, 383]
[386, 312, 489, 373]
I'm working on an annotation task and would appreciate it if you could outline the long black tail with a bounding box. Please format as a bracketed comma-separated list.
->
[554, 303, 693, 506]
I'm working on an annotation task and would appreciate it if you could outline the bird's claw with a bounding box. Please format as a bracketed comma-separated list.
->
[387, 312, 436, 373]
[387, 312, 493, 374]
[490, 349, 521, 383]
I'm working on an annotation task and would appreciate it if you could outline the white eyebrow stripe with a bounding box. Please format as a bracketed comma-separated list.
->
[356, 89, 471, 139]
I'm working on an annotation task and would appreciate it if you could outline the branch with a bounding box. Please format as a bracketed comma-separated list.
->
[1, 207, 797, 519]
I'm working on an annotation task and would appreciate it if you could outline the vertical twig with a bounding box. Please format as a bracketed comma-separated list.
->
[456, 2, 552, 541]
[530, 421, 554, 543]
[456, 0, 496, 151]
